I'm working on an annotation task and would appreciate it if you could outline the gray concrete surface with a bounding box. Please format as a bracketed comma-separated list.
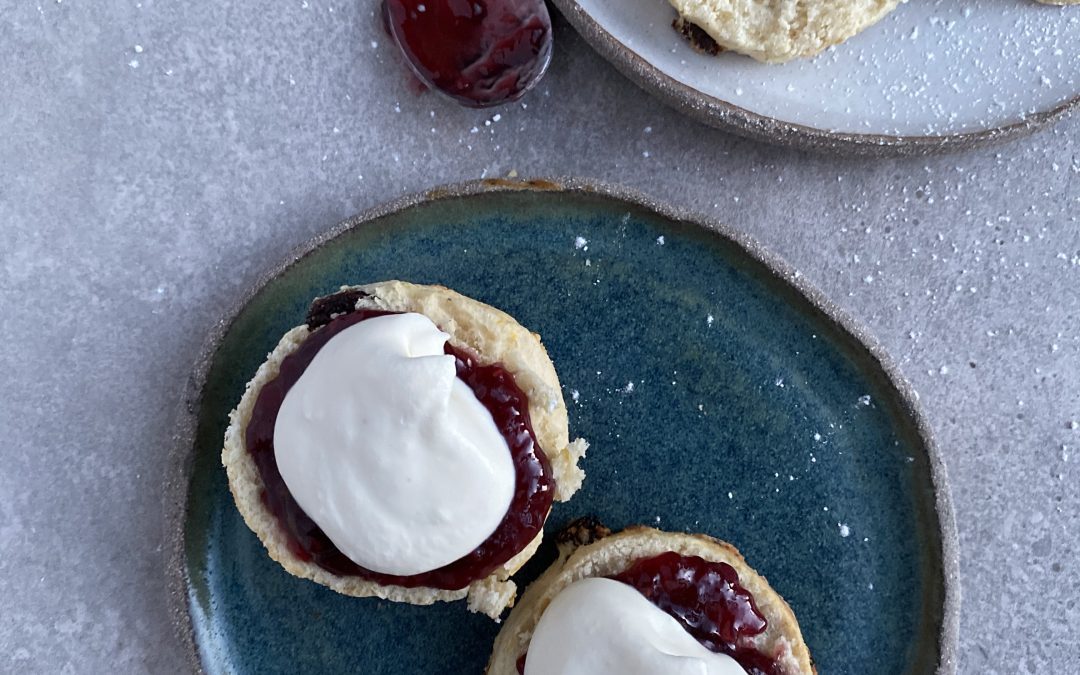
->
[1, 1, 1078, 673]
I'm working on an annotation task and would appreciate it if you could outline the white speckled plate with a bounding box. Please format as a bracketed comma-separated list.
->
[553, 0, 1080, 154]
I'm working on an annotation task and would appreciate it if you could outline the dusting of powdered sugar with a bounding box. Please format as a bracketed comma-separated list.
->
[585, 0, 1078, 135]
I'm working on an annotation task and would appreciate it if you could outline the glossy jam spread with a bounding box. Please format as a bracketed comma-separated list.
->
[382, 0, 552, 107]
[516, 552, 783, 675]
[245, 300, 553, 589]
[611, 553, 783, 675]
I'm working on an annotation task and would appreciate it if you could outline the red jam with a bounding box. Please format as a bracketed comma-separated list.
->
[244, 301, 554, 590]
[517, 552, 784, 675]
[611, 553, 783, 675]
[382, 0, 552, 107]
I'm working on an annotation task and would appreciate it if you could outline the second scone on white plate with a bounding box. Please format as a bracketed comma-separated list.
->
[222, 280, 588, 619]
[669, 0, 902, 64]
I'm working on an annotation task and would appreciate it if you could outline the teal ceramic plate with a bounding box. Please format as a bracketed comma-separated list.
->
[166, 179, 958, 674]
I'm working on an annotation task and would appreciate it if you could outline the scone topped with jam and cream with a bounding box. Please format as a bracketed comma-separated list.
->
[222, 281, 588, 619]
[487, 521, 815, 675]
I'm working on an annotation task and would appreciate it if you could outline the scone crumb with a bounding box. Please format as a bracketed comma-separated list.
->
[553, 438, 588, 501]
[468, 576, 517, 620]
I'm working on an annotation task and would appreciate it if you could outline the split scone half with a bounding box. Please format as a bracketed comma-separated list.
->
[222, 281, 588, 619]
[487, 521, 815, 674]
[670, 0, 902, 63]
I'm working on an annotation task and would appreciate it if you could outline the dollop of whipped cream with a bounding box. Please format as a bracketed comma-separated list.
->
[525, 578, 750, 675]
[274, 312, 515, 576]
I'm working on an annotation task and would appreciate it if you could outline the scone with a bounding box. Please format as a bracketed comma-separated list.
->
[487, 520, 814, 674]
[669, 0, 901, 63]
[222, 281, 588, 619]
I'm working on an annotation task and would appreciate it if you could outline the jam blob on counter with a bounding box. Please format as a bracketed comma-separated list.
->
[245, 303, 554, 590]
[517, 552, 784, 675]
[382, 0, 553, 107]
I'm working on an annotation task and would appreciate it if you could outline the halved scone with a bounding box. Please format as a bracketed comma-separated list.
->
[487, 520, 814, 674]
[670, 0, 901, 63]
[222, 281, 588, 619]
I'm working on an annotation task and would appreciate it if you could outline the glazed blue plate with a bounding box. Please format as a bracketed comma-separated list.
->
[166, 179, 958, 674]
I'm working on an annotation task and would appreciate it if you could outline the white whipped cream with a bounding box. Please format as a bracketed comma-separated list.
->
[274, 312, 515, 577]
[524, 578, 750, 675]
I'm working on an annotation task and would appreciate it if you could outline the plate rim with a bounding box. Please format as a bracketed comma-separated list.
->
[550, 0, 1079, 156]
[163, 177, 960, 674]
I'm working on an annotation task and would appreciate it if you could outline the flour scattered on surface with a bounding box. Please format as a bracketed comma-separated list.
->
[133, 44, 143, 53]
[775, 377, 785, 388]
[839, 524, 851, 537]
[570, 389, 580, 403]
[857, 395, 872, 407]
[128, 59, 139, 69]
[574, 236, 588, 251]
[621, 381, 635, 394]
[656, 235, 665, 245]
[707, 314, 714, 327]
